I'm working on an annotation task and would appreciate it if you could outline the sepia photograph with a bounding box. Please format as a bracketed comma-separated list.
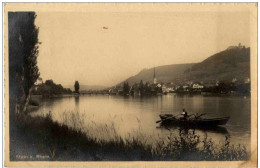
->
[3, 2, 258, 167]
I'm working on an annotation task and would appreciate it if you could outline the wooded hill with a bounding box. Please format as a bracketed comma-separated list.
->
[119, 47, 250, 86]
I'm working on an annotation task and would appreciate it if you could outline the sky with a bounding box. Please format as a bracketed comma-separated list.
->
[36, 11, 250, 87]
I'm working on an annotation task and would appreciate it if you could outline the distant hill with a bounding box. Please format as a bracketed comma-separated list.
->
[64, 85, 108, 91]
[184, 47, 250, 82]
[118, 47, 250, 86]
[118, 63, 195, 86]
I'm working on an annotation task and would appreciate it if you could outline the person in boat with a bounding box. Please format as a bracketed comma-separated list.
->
[181, 109, 189, 120]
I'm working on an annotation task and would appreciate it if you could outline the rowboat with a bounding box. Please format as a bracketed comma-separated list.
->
[158, 114, 230, 127]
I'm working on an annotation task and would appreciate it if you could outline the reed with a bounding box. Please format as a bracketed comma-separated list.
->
[10, 111, 248, 161]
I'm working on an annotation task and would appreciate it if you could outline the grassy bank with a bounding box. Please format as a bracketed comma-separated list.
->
[10, 112, 248, 161]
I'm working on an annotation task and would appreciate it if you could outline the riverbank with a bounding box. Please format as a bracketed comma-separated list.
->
[31, 94, 76, 98]
[10, 112, 248, 161]
[27, 94, 77, 112]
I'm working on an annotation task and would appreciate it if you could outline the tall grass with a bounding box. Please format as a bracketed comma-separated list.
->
[10, 111, 248, 161]
[152, 129, 248, 160]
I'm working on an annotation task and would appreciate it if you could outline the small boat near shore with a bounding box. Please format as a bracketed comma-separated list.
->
[158, 114, 230, 127]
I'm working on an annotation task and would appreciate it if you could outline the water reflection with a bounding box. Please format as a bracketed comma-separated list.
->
[157, 125, 229, 135]
[75, 96, 79, 105]
[75, 96, 79, 112]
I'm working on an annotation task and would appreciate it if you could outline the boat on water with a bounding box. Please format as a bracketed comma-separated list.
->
[158, 114, 230, 127]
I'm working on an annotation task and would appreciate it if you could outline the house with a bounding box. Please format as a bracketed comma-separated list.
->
[35, 77, 43, 85]
[109, 88, 117, 95]
[109, 86, 123, 95]
[192, 83, 204, 89]
[183, 85, 189, 89]
[109, 87, 118, 95]
[175, 85, 180, 90]
[163, 83, 176, 93]
[216, 80, 219, 86]
[187, 80, 194, 86]
[162, 84, 169, 93]
[34, 77, 43, 91]
[244, 77, 250, 84]
[203, 80, 219, 88]
[182, 85, 190, 92]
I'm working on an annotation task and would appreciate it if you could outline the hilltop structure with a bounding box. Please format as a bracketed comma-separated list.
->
[226, 43, 245, 50]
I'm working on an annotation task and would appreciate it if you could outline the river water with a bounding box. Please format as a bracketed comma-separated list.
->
[31, 94, 251, 149]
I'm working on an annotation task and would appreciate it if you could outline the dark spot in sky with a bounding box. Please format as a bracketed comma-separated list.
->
[103, 27, 108, 30]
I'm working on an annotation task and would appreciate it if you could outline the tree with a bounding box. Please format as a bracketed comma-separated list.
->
[45, 80, 54, 86]
[8, 12, 40, 115]
[123, 82, 130, 95]
[156, 85, 163, 93]
[144, 82, 151, 94]
[74, 81, 80, 93]
[126, 82, 130, 94]
[217, 82, 231, 94]
[31, 79, 73, 96]
[139, 80, 144, 95]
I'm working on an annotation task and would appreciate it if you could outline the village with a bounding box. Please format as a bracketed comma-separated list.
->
[80, 68, 251, 96]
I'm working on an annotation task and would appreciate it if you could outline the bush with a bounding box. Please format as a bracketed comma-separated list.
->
[29, 98, 39, 106]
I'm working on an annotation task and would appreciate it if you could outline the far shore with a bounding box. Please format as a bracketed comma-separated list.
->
[31, 92, 251, 99]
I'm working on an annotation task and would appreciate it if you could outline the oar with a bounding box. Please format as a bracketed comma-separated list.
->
[156, 119, 164, 123]
[156, 115, 171, 123]
[194, 113, 213, 119]
[156, 114, 181, 123]
[198, 113, 207, 117]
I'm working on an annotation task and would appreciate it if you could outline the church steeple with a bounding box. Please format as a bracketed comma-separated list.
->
[153, 67, 157, 84]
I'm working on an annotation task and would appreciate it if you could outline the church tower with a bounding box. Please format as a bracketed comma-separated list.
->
[153, 67, 157, 84]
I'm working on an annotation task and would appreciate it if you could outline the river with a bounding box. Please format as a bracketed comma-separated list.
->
[30, 94, 251, 149]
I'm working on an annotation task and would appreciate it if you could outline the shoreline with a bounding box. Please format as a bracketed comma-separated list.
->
[31, 92, 251, 99]
[10, 113, 248, 161]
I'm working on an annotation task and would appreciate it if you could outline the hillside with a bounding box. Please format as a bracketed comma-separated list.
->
[118, 46, 250, 86]
[184, 47, 250, 82]
[119, 63, 194, 86]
